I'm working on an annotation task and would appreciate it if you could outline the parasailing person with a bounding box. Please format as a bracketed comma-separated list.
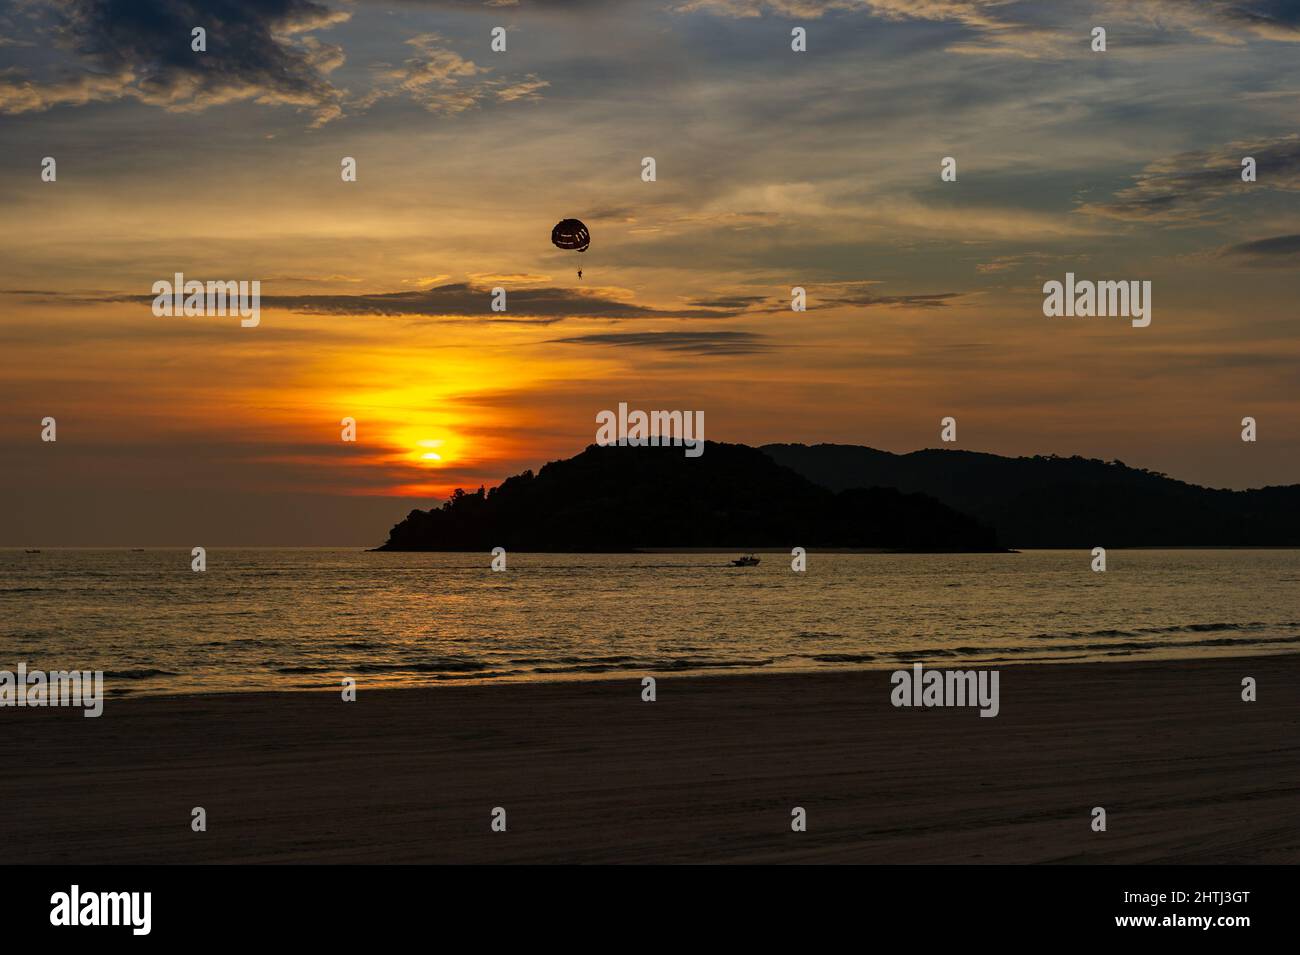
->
[551, 218, 590, 279]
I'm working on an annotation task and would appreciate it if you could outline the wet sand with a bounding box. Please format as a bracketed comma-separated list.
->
[3, 655, 1298, 863]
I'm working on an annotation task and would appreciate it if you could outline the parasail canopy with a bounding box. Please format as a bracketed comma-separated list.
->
[551, 218, 590, 252]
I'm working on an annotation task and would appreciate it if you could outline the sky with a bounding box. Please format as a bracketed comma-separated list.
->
[0, 0, 1297, 545]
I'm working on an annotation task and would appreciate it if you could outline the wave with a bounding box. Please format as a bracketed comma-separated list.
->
[276, 655, 781, 678]
[528, 656, 777, 674]
[1033, 621, 1299, 641]
[934, 633, 1300, 658]
[103, 668, 178, 680]
[276, 659, 492, 674]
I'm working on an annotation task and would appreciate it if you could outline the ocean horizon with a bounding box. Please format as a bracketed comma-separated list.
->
[4, 548, 1297, 698]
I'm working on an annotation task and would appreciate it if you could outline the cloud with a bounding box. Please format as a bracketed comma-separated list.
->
[813, 281, 966, 309]
[467, 273, 554, 284]
[674, 1, 1071, 58]
[686, 294, 774, 309]
[259, 283, 750, 320]
[358, 32, 547, 114]
[546, 330, 772, 354]
[672, 0, 1019, 26]
[827, 291, 964, 308]
[975, 253, 1051, 274]
[5, 281, 764, 322]
[676, 0, 1300, 56]
[1077, 134, 1300, 222]
[1219, 233, 1300, 265]
[495, 75, 550, 102]
[370, 0, 611, 9]
[50, 282, 748, 323]
[1115, 0, 1300, 44]
[0, 0, 349, 124]
[0, 6, 546, 122]
[684, 282, 965, 312]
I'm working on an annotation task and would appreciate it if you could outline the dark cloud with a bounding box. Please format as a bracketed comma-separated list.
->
[818, 283, 964, 309]
[1165, 0, 1300, 40]
[1220, 233, 1300, 265]
[69, 282, 748, 322]
[681, 0, 1300, 48]
[0, 0, 348, 123]
[1078, 134, 1300, 222]
[546, 330, 771, 355]
[686, 294, 772, 309]
[1214, 0, 1299, 23]
[714, 282, 965, 312]
[378, 0, 624, 9]
[263, 283, 747, 321]
[670, 280, 970, 314]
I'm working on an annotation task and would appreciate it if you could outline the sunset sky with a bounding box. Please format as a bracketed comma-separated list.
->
[1, 0, 1297, 545]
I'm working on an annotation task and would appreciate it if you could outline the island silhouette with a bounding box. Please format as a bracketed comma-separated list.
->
[764, 443, 1300, 548]
[378, 441, 1002, 552]
[378, 441, 1300, 551]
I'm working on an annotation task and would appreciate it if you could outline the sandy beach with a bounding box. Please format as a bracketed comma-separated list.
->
[3, 654, 1298, 864]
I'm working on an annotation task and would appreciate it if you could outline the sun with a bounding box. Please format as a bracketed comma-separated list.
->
[416, 439, 445, 465]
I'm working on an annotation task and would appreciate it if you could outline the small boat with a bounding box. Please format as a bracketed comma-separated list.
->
[25, 549, 40, 554]
[729, 554, 760, 567]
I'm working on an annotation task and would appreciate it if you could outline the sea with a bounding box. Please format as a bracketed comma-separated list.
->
[2, 548, 1297, 697]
